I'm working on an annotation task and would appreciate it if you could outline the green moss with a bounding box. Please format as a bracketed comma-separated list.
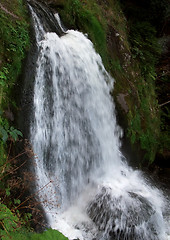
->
[58, 0, 109, 68]
[127, 71, 160, 164]
[0, 0, 30, 108]
[0, 0, 29, 160]
[31, 229, 69, 240]
[127, 23, 161, 164]
[0, 226, 68, 240]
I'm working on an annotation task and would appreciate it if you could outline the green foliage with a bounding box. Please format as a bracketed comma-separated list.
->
[0, 227, 69, 240]
[59, 0, 108, 67]
[0, 0, 28, 191]
[0, 0, 29, 172]
[0, 142, 6, 166]
[128, 100, 160, 164]
[0, 203, 21, 239]
[0, 116, 23, 143]
[0, 2, 30, 108]
[0, 1, 32, 238]
[31, 229, 69, 240]
[0, 202, 68, 240]
[130, 21, 161, 75]
[119, 0, 163, 165]
[0, 69, 8, 88]
[110, 59, 122, 72]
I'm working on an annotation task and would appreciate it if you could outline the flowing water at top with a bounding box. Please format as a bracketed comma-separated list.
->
[28, 3, 170, 240]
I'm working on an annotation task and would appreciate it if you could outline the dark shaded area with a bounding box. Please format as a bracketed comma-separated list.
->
[120, 0, 170, 36]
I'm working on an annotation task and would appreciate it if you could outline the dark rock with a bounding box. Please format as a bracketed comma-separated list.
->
[4, 108, 14, 121]
[87, 187, 160, 240]
[27, 0, 65, 37]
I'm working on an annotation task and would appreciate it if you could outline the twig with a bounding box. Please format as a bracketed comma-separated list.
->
[0, 220, 10, 238]
[0, 160, 27, 181]
[159, 100, 170, 107]
[0, 149, 31, 169]
[13, 181, 53, 211]
[0, 3, 19, 19]
[7, 141, 13, 162]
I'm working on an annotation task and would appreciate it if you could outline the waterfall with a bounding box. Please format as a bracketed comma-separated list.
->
[27, 2, 170, 240]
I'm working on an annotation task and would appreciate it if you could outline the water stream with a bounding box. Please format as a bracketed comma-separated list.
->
[27, 2, 170, 239]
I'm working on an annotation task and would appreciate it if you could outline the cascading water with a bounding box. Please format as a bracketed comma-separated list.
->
[27, 2, 170, 240]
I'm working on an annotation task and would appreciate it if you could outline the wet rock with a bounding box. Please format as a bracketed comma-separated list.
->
[28, 0, 65, 36]
[117, 93, 129, 113]
[87, 187, 159, 240]
[34, 0, 67, 9]
[4, 108, 14, 121]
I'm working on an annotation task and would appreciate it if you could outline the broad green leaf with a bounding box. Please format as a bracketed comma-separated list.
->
[9, 131, 18, 141]
[0, 71, 7, 80]
[0, 126, 8, 142]
[13, 129, 23, 137]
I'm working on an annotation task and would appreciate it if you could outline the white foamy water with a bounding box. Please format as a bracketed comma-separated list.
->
[29, 5, 170, 240]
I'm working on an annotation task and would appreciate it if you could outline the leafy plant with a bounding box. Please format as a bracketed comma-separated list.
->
[0, 71, 7, 88]
[0, 116, 23, 142]
[0, 203, 21, 239]
[0, 200, 68, 240]
[0, 3, 30, 108]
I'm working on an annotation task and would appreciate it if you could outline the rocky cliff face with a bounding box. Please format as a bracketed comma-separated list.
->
[34, 0, 166, 167]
